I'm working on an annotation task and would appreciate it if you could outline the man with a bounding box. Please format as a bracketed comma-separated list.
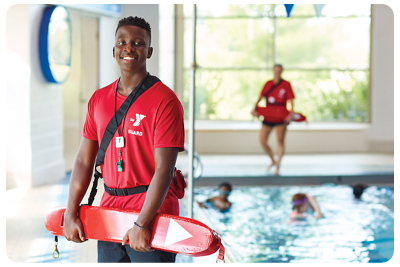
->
[197, 182, 232, 212]
[63, 16, 185, 263]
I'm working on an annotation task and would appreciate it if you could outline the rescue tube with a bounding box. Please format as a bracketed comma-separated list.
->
[256, 106, 306, 122]
[45, 205, 225, 261]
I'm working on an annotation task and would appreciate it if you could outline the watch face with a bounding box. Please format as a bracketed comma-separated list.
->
[39, 6, 72, 83]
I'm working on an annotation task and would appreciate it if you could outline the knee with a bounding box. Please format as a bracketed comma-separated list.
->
[277, 139, 284, 147]
[259, 135, 266, 145]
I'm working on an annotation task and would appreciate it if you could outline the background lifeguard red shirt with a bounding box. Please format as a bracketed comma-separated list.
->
[82, 79, 185, 216]
[259, 79, 295, 123]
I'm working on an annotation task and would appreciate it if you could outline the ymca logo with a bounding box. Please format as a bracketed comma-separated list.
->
[130, 113, 146, 126]
[278, 88, 286, 98]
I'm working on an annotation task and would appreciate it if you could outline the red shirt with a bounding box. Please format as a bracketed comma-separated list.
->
[82, 79, 185, 216]
[259, 79, 295, 123]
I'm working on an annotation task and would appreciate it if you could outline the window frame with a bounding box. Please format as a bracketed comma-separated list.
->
[178, 4, 371, 123]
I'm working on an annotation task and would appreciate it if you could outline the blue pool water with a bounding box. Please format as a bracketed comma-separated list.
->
[193, 184, 394, 263]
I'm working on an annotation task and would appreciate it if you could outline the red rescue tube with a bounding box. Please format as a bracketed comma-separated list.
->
[256, 106, 306, 122]
[45, 205, 225, 261]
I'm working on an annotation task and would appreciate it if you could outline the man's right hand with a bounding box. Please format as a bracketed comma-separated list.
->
[251, 108, 260, 117]
[63, 212, 87, 243]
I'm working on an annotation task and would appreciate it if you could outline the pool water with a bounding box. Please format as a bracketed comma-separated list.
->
[193, 184, 394, 263]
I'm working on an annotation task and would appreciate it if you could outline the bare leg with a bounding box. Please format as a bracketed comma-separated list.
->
[259, 124, 276, 170]
[274, 124, 288, 175]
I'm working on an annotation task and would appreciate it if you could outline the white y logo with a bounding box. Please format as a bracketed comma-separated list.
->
[130, 114, 146, 126]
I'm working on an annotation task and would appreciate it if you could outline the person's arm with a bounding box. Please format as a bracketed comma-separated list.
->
[284, 99, 294, 123]
[198, 196, 216, 208]
[251, 93, 264, 117]
[63, 138, 99, 243]
[306, 194, 323, 219]
[197, 201, 208, 209]
[122, 147, 179, 252]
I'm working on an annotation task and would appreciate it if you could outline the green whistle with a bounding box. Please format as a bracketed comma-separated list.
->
[117, 159, 123, 172]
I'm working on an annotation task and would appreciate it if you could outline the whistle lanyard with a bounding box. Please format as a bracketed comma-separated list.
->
[113, 74, 149, 172]
[114, 79, 138, 172]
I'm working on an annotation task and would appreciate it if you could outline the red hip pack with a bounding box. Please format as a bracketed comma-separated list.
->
[171, 169, 186, 199]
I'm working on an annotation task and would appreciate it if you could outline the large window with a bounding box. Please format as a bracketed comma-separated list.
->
[182, 4, 370, 122]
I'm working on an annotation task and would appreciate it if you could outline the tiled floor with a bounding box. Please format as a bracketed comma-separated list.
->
[5, 153, 394, 263]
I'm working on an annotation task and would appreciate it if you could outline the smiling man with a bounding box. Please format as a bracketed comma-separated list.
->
[62, 16, 185, 263]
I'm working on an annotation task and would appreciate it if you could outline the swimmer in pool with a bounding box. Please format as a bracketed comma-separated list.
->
[197, 182, 232, 212]
[289, 193, 323, 219]
[351, 182, 368, 199]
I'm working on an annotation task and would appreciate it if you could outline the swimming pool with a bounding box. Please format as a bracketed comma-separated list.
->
[193, 184, 394, 263]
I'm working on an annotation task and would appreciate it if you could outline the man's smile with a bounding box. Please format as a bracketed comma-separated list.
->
[121, 56, 138, 60]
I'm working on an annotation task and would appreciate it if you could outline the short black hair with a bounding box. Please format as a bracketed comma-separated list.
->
[353, 185, 365, 199]
[115, 16, 152, 45]
[219, 182, 232, 192]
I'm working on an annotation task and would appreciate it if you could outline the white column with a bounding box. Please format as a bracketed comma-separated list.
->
[6, 4, 33, 189]
[369, 4, 394, 152]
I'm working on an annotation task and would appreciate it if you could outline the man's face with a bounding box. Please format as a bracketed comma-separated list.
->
[113, 25, 153, 73]
[273, 66, 282, 79]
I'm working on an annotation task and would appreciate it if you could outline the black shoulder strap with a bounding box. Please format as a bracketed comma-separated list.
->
[87, 74, 160, 206]
[96, 74, 159, 167]
[264, 79, 284, 98]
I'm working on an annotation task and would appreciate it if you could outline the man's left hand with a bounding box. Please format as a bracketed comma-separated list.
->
[122, 224, 154, 252]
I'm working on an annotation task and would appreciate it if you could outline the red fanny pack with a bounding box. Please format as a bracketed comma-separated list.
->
[170, 169, 186, 199]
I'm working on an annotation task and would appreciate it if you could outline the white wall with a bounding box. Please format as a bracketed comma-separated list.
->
[158, 4, 176, 90]
[185, 122, 371, 154]
[369, 4, 394, 152]
[99, 16, 120, 88]
[6, 4, 66, 189]
[121, 4, 159, 77]
[29, 5, 66, 186]
[6, 5, 33, 189]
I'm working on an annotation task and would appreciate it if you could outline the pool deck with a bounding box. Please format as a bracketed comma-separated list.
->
[5, 153, 394, 263]
[179, 153, 394, 187]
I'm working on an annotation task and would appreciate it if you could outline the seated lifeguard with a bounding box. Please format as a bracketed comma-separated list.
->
[289, 193, 323, 219]
[198, 182, 232, 212]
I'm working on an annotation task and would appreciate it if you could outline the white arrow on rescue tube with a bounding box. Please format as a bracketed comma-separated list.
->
[164, 219, 193, 246]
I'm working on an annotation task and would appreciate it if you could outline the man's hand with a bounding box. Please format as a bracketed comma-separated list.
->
[122, 224, 154, 252]
[251, 108, 260, 117]
[63, 138, 98, 244]
[284, 111, 294, 123]
[197, 201, 208, 209]
[63, 212, 87, 243]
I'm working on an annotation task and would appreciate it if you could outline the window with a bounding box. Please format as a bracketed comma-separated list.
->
[182, 4, 370, 122]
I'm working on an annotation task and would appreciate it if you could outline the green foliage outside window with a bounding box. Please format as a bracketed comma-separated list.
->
[183, 4, 370, 122]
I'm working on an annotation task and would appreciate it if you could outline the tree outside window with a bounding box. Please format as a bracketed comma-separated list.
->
[182, 4, 370, 122]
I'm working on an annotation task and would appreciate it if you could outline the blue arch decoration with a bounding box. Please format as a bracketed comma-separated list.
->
[38, 5, 72, 83]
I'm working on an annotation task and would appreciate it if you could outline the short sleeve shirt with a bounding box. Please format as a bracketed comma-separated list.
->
[260, 79, 295, 105]
[82, 79, 185, 216]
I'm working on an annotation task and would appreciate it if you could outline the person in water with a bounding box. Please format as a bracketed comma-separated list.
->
[198, 182, 232, 211]
[351, 182, 368, 199]
[290, 193, 323, 219]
